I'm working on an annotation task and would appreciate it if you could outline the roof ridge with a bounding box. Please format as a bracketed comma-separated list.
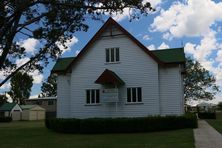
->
[63, 17, 164, 72]
[152, 47, 184, 52]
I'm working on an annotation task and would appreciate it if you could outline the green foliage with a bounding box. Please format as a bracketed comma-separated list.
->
[184, 57, 220, 103]
[45, 114, 197, 133]
[0, 94, 8, 106]
[39, 74, 57, 97]
[217, 102, 222, 110]
[198, 112, 216, 119]
[8, 72, 33, 104]
[0, 0, 154, 87]
[0, 117, 12, 122]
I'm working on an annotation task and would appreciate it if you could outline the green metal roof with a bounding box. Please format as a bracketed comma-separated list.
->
[51, 48, 185, 73]
[152, 48, 185, 63]
[51, 57, 74, 72]
[0, 103, 17, 111]
[20, 105, 36, 110]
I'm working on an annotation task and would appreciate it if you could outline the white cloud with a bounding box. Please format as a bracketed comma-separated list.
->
[112, 0, 162, 22]
[158, 42, 169, 49]
[185, 30, 217, 63]
[216, 50, 222, 62]
[75, 50, 80, 56]
[142, 35, 150, 40]
[18, 38, 39, 54]
[1, 82, 10, 89]
[29, 70, 44, 84]
[16, 57, 30, 67]
[29, 94, 39, 99]
[56, 36, 78, 53]
[147, 44, 156, 50]
[151, 0, 222, 38]
[143, 0, 162, 8]
[112, 8, 131, 22]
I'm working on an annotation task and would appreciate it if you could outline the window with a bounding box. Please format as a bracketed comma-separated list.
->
[127, 87, 142, 103]
[37, 101, 42, 105]
[105, 48, 120, 63]
[48, 100, 54, 105]
[86, 89, 100, 104]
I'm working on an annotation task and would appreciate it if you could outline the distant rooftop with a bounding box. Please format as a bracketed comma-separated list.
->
[26, 96, 57, 101]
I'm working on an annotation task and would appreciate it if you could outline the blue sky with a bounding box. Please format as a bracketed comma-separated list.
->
[1, 0, 222, 104]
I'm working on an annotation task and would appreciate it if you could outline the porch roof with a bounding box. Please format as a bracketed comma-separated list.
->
[95, 69, 125, 86]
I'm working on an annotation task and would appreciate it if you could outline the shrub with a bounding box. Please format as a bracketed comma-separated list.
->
[0, 117, 12, 122]
[45, 114, 197, 134]
[198, 112, 216, 119]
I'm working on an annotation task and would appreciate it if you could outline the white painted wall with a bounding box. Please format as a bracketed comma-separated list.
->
[66, 27, 160, 118]
[57, 75, 71, 118]
[159, 65, 184, 115]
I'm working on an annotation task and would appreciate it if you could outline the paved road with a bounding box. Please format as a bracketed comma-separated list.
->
[194, 120, 222, 148]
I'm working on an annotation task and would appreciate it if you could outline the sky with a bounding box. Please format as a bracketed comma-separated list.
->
[1, 0, 222, 104]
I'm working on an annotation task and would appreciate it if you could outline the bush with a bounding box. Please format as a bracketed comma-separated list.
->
[45, 114, 197, 134]
[0, 117, 12, 122]
[198, 112, 216, 119]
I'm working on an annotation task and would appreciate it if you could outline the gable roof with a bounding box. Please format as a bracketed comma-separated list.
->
[52, 48, 185, 73]
[0, 103, 17, 111]
[152, 48, 185, 64]
[51, 57, 74, 73]
[55, 17, 167, 74]
[95, 69, 125, 86]
[20, 105, 45, 111]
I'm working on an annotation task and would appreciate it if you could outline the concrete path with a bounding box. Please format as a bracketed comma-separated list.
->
[194, 120, 222, 148]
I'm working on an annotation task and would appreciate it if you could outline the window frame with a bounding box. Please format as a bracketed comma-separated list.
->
[86, 89, 100, 105]
[48, 100, 54, 105]
[105, 47, 120, 63]
[126, 87, 143, 103]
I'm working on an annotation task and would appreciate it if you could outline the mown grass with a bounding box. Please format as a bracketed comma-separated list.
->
[0, 121, 195, 148]
[207, 111, 222, 134]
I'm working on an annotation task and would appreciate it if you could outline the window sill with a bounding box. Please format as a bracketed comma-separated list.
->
[125, 102, 144, 105]
[105, 62, 121, 65]
[85, 103, 101, 106]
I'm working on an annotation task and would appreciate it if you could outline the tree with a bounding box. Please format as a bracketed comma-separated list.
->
[217, 102, 222, 110]
[184, 57, 220, 103]
[39, 74, 57, 97]
[0, 1, 154, 88]
[8, 72, 33, 104]
[0, 93, 8, 106]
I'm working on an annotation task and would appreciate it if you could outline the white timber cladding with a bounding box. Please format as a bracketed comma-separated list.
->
[56, 25, 184, 118]
[159, 65, 184, 115]
[57, 75, 71, 118]
[67, 27, 160, 119]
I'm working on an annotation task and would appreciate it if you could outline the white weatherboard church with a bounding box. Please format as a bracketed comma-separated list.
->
[52, 18, 185, 119]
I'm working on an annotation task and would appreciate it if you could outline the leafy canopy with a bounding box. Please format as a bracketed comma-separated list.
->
[39, 74, 57, 97]
[8, 72, 33, 104]
[0, 0, 154, 88]
[184, 57, 220, 103]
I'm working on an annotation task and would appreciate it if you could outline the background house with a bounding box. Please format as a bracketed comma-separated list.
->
[0, 103, 22, 120]
[20, 105, 45, 120]
[52, 18, 185, 119]
[197, 102, 217, 112]
[25, 97, 57, 118]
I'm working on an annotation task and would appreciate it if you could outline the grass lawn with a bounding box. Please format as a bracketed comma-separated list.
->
[0, 121, 195, 148]
[207, 111, 222, 134]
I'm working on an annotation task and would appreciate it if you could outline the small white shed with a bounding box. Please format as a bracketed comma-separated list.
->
[21, 105, 45, 120]
[0, 103, 22, 121]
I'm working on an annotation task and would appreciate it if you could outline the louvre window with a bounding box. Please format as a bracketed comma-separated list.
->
[105, 48, 120, 63]
[127, 87, 142, 103]
[86, 89, 100, 104]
